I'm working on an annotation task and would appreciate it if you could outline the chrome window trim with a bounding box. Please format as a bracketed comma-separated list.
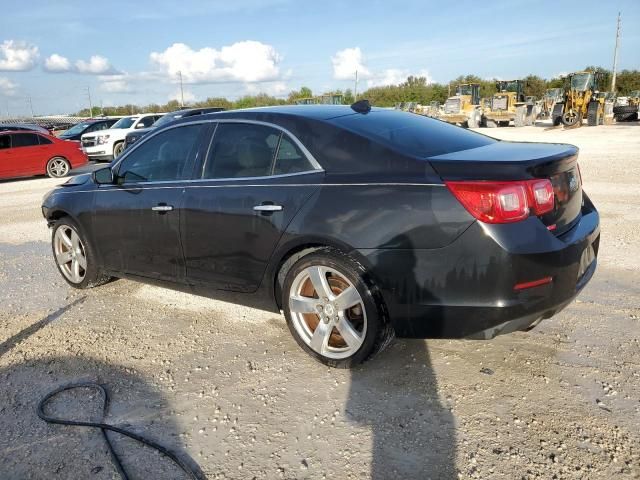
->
[110, 118, 323, 186]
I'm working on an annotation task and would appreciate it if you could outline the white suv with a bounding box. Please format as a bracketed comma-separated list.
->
[81, 113, 162, 161]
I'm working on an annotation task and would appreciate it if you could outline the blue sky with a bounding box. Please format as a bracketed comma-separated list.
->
[0, 0, 638, 115]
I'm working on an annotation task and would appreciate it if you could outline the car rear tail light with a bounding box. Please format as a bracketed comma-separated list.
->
[446, 179, 555, 224]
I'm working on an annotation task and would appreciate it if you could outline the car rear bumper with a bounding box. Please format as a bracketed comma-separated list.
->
[358, 194, 600, 339]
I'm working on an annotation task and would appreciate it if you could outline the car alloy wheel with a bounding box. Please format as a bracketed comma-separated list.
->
[47, 157, 70, 178]
[53, 225, 87, 284]
[113, 142, 124, 158]
[288, 265, 367, 360]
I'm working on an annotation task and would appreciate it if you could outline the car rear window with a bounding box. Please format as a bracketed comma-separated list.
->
[330, 109, 495, 158]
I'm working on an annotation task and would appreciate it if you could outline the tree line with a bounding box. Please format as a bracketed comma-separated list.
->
[76, 66, 640, 116]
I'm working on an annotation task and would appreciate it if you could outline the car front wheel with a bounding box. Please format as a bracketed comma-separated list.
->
[52, 218, 112, 289]
[282, 248, 393, 368]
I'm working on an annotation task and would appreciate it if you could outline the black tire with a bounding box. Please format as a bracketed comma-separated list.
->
[561, 110, 581, 127]
[612, 105, 639, 115]
[280, 247, 393, 368]
[552, 103, 563, 126]
[499, 121, 510, 127]
[46, 157, 71, 178]
[51, 217, 112, 289]
[113, 142, 125, 158]
[587, 101, 600, 126]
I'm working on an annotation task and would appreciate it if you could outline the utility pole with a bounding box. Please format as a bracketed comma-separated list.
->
[100, 99, 104, 116]
[354, 70, 358, 101]
[178, 70, 184, 107]
[611, 12, 621, 92]
[27, 96, 34, 118]
[86, 86, 93, 117]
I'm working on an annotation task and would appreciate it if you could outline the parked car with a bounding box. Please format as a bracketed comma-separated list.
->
[0, 130, 87, 180]
[124, 107, 225, 149]
[58, 118, 120, 142]
[80, 113, 162, 161]
[42, 104, 599, 367]
[0, 123, 50, 135]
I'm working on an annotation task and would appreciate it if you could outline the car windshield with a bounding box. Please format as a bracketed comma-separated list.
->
[498, 81, 520, 92]
[111, 117, 136, 129]
[570, 73, 592, 91]
[152, 112, 184, 128]
[63, 122, 92, 135]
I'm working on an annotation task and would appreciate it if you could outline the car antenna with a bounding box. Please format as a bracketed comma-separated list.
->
[350, 99, 371, 114]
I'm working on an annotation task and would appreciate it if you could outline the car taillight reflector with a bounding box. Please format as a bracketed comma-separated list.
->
[445, 179, 555, 224]
[514, 276, 553, 291]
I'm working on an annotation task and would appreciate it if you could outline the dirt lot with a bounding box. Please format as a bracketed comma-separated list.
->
[1, 122, 639, 479]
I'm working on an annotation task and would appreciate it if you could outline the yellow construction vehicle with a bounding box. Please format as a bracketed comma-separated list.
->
[557, 71, 606, 127]
[539, 88, 564, 123]
[482, 80, 536, 127]
[440, 83, 482, 128]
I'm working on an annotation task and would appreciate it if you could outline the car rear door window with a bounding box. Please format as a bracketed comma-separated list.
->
[137, 116, 156, 129]
[202, 123, 279, 179]
[11, 133, 39, 148]
[38, 135, 53, 145]
[116, 124, 205, 183]
[273, 135, 314, 175]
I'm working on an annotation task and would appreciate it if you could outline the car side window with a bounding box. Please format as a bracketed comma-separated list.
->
[0, 135, 10, 149]
[202, 123, 280, 179]
[38, 135, 53, 145]
[11, 133, 39, 148]
[116, 124, 205, 183]
[137, 116, 156, 129]
[273, 135, 315, 175]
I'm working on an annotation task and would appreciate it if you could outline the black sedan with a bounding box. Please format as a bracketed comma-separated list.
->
[42, 103, 599, 367]
[58, 118, 120, 142]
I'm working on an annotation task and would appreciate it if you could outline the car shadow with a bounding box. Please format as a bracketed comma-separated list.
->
[0, 355, 205, 479]
[0, 162, 103, 185]
[346, 234, 457, 479]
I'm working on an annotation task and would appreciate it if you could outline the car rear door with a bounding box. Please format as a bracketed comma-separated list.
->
[181, 121, 323, 293]
[91, 122, 209, 281]
[0, 134, 14, 178]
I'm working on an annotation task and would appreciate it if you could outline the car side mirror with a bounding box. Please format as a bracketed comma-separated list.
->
[93, 166, 115, 185]
[135, 123, 146, 129]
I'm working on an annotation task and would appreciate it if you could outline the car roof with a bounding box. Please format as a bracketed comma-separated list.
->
[0, 129, 49, 136]
[198, 105, 363, 121]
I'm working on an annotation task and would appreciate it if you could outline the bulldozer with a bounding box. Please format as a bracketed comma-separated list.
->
[613, 90, 640, 122]
[440, 83, 482, 128]
[539, 88, 564, 122]
[556, 71, 606, 127]
[482, 80, 536, 127]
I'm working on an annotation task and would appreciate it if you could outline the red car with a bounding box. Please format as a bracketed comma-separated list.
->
[0, 130, 87, 180]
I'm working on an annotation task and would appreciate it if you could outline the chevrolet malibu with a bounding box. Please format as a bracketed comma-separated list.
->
[41, 103, 600, 368]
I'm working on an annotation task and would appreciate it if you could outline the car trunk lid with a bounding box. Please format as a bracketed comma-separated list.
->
[428, 141, 582, 235]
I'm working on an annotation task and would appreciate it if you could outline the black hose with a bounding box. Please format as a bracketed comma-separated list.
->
[37, 382, 202, 480]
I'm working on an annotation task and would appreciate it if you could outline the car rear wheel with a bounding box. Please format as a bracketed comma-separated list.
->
[52, 218, 112, 289]
[46, 157, 70, 178]
[282, 248, 393, 368]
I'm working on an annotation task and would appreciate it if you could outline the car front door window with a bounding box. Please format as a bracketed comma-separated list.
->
[117, 124, 205, 183]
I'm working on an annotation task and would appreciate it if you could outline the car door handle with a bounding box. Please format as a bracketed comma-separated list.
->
[253, 204, 283, 212]
[151, 204, 174, 212]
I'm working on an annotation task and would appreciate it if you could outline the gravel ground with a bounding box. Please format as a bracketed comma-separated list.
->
[1, 123, 639, 479]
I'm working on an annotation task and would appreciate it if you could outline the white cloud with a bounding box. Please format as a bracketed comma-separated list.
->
[245, 80, 288, 97]
[367, 68, 433, 88]
[331, 47, 370, 80]
[150, 41, 283, 84]
[76, 55, 119, 75]
[0, 76, 18, 96]
[44, 53, 72, 72]
[0, 40, 39, 71]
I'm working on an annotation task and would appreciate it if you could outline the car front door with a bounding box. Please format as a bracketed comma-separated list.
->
[91, 123, 208, 281]
[7, 133, 43, 176]
[181, 121, 323, 293]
